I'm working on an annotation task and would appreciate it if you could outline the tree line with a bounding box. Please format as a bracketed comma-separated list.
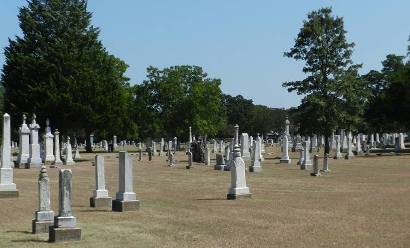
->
[0, 0, 287, 151]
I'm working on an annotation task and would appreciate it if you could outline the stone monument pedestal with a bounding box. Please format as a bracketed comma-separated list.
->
[32, 219, 54, 234]
[49, 227, 81, 242]
[112, 199, 140, 212]
[227, 191, 252, 200]
[90, 197, 112, 208]
[279, 158, 291, 164]
[249, 166, 262, 172]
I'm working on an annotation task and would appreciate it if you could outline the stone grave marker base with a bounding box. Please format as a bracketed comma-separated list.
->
[0, 190, 19, 198]
[49, 227, 81, 242]
[32, 219, 54, 234]
[227, 193, 252, 200]
[90, 197, 112, 208]
[112, 200, 140, 212]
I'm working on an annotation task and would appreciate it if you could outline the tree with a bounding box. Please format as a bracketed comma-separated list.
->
[1, 0, 134, 152]
[283, 7, 366, 154]
[132, 65, 225, 140]
[221, 94, 254, 136]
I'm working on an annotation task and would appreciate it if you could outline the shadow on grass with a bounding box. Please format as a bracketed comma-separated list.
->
[11, 239, 46, 243]
[196, 198, 226, 201]
[79, 209, 112, 213]
[6, 230, 31, 234]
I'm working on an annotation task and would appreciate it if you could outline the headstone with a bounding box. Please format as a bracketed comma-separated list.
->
[213, 139, 217, 153]
[138, 149, 143, 161]
[103, 140, 108, 151]
[168, 150, 175, 167]
[113, 135, 118, 148]
[334, 136, 343, 159]
[204, 146, 210, 165]
[375, 133, 380, 144]
[49, 169, 81, 242]
[147, 147, 152, 161]
[63, 137, 75, 165]
[399, 133, 405, 149]
[297, 148, 304, 166]
[310, 155, 321, 176]
[280, 135, 291, 164]
[214, 154, 225, 171]
[159, 138, 165, 156]
[321, 154, 330, 172]
[356, 134, 362, 154]
[112, 152, 140, 211]
[186, 150, 193, 169]
[0, 113, 18, 197]
[249, 140, 262, 172]
[152, 142, 156, 157]
[43, 119, 55, 163]
[227, 125, 251, 200]
[73, 146, 81, 160]
[345, 132, 354, 159]
[240, 133, 250, 158]
[301, 140, 312, 170]
[17, 114, 30, 167]
[32, 165, 54, 233]
[28, 114, 42, 168]
[219, 140, 224, 153]
[370, 134, 375, 148]
[90, 155, 111, 208]
[224, 145, 231, 164]
[52, 129, 63, 167]
[257, 134, 264, 161]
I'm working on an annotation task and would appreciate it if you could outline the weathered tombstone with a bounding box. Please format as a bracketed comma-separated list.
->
[257, 134, 264, 161]
[219, 140, 225, 153]
[212, 139, 217, 153]
[280, 136, 291, 164]
[168, 151, 175, 167]
[375, 133, 380, 145]
[49, 169, 81, 242]
[189, 126, 193, 143]
[227, 125, 251, 200]
[152, 142, 156, 157]
[334, 136, 343, 159]
[310, 155, 321, 176]
[73, 145, 81, 160]
[17, 114, 30, 167]
[297, 148, 304, 166]
[186, 150, 193, 169]
[173, 137, 178, 153]
[370, 134, 375, 148]
[249, 140, 262, 172]
[51, 129, 63, 167]
[240, 133, 250, 158]
[32, 166, 54, 233]
[321, 154, 330, 172]
[28, 114, 43, 168]
[0, 113, 18, 197]
[224, 145, 231, 164]
[214, 154, 225, 171]
[63, 137, 75, 165]
[399, 133, 406, 149]
[90, 155, 111, 208]
[345, 132, 354, 159]
[159, 138, 165, 156]
[44, 119, 55, 163]
[301, 140, 312, 170]
[113, 135, 118, 149]
[204, 146, 211, 165]
[356, 134, 362, 154]
[112, 152, 140, 211]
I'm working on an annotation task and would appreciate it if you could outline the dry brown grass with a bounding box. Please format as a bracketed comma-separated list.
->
[1, 147, 410, 247]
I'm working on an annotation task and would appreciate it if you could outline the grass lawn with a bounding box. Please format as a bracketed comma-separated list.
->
[1, 147, 410, 247]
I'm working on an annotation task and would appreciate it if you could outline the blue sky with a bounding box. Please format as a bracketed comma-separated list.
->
[1, 0, 409, 108]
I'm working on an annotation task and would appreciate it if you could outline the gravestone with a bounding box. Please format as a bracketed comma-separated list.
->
[28, 114, 42, 168]
[297, 148, 304, 166]
[186, 150, 193, 169]
[334, 136, 343, 159]
[0, 113, 19, 197]
[63, 137, 75, 165]
[280, 136, 291, 164]
[204, 146, 210, 165]
[52, 129, 63, 167]
[356, 134, 362, 154]
[321, 153, 330, 172]
[227, 125, 251, 200]
[113, 135, 118, 149]
[73, 146, 81, 160]
[249, 140, 262, 172]
[214, 154, 225, 171]
[301, 140, 312, 170]
[90, 155, 111, 208]
[112, 152, 140, 211]
[240, 133, 250, 158]
[44, 119, 55, 163]
[49, 169, 81, 242]
[159, 138, 165, 156]
[32, 166, 54, 233]
[310, 155, 321, 176]
[138, 149, 143, 161]
[17, 114, 30, 167]
[345, 132, 354, 159]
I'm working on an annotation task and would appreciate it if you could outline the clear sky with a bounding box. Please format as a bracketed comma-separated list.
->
[1, 0, 409, 108]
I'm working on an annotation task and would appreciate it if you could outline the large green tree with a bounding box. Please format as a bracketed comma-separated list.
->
[133, 65, 225, 140]
[283, 7, 367, 154]
[1, 0, 135, 151]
